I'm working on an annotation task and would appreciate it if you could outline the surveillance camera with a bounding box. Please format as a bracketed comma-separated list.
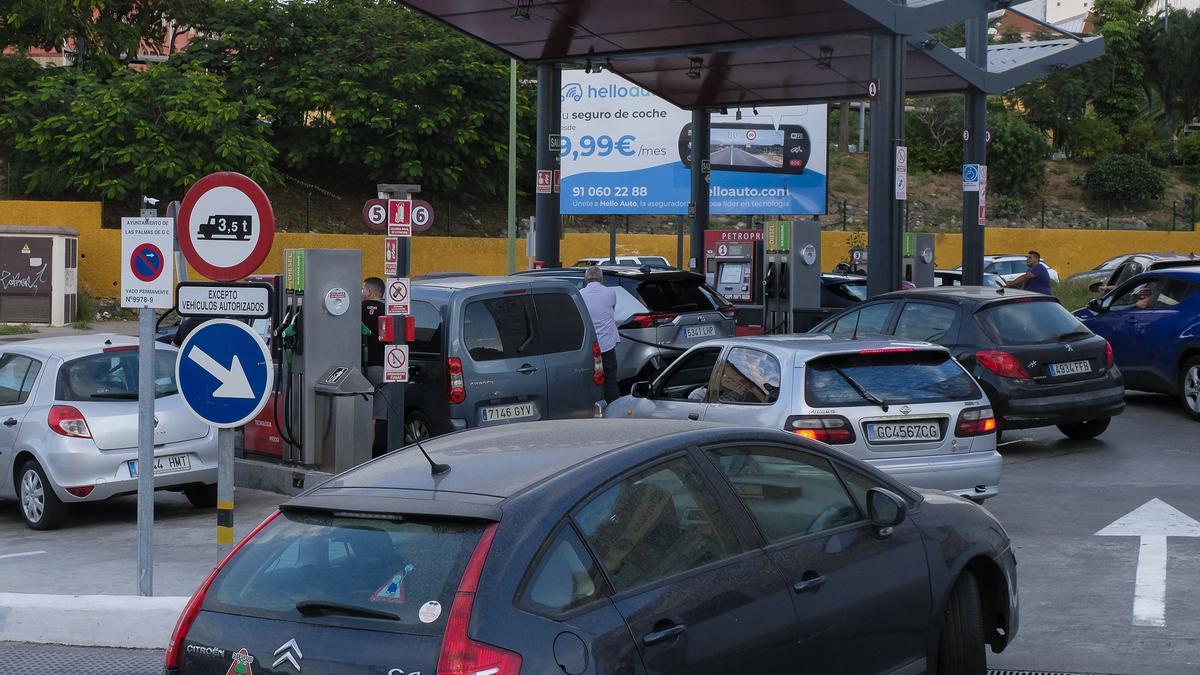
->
[142, 196, 160, 206]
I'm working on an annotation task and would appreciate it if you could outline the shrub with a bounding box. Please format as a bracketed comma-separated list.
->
[1178, 134, 1200, 167]
[1068, 115, 1123, 162]
[1083, 154, 1169, 206]
[74, 288, 97, 329]
[991, 195, 1024, 219]
[987, 111, 1050, 196]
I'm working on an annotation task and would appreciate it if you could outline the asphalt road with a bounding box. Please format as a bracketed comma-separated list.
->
[711, 145, 773, 168]
[4, 394, 1198, 673]
[986, 392, 1200, 674]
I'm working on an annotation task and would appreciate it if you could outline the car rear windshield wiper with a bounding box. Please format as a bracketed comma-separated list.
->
[1056, 329, 1093, 341]
[88, 393, 139, 400]
[295, 601, 399, 621]
[830, 364, 889, 412]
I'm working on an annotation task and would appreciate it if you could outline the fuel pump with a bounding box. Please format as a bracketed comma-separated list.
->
[904, 233, 936, 287]
[267, 249, 373, 473]
[761, 220, 825, 333]
[703, 229, 764, 334]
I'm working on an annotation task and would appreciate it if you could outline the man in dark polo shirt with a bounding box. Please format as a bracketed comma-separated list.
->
[361, 277, 388, 455]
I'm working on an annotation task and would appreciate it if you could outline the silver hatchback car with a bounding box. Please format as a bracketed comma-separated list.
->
[606, 335, 1002, 501]
[0, 335, 217, 529]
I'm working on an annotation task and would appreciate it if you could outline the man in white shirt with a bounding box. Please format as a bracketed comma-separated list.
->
[579, 266, 620, 403]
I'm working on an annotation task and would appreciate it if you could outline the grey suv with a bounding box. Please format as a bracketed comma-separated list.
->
[403, 277, 603, 442]
[514, 267, 736, 388]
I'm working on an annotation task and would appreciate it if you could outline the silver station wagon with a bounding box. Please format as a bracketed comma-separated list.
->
[606, 335, 1002, 501]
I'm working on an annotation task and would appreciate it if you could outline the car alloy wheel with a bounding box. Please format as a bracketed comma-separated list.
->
[20, 467, 45, 524]
[1185, 366, 1200, 413]
[405, 414, 432, 444]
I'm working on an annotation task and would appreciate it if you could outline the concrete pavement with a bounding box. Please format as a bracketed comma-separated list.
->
[0, 488, 284, 648]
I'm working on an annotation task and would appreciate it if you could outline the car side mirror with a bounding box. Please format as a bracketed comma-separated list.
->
[631, 381, 652, 398]
[867, 488, 907, 533]
[1088, 281, 1102, 293]
[1087, 298, 1104, 313]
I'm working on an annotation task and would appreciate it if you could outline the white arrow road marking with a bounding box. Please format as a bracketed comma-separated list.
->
[0, 551, 46, 560]
[273, 638, 303, 671]
[188, 347, 254, 399]
[1096, 498, 1200, 627]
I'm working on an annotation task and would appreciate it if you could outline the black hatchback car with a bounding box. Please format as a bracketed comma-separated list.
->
[166, 420, 1017, 675]
[812, 287, 1125, 438]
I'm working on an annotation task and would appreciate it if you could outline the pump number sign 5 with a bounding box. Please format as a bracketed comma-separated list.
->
[178, 172, 276, 281]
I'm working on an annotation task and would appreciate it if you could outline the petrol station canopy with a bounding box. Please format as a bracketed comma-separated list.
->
[399, 0, 1104, 108]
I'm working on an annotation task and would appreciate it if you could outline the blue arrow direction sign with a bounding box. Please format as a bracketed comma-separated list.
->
[175, 319, 273, 428]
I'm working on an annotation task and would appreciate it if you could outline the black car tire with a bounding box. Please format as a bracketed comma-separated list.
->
[404, 410, 434, 445]
[185, 483, 218, 508]
[18, 460, 67, 531]
[1180, 356, 1200, 421]
[1057, 417, 1111, 439]
[937, 570, 987, 675]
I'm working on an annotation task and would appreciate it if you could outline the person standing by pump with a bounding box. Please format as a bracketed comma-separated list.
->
[580, 266, 620, 404]
[361, 277, 388, 455]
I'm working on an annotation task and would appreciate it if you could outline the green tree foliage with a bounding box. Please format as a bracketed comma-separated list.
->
[1091, 0, 1149, 133]
[1067, 115, 1123, 161]
[905, 97, 963, 174]
[0, 0, 202, 73]
[1142, 9, 1200, 133]
[987, 110, 1050, 196]
[177, 0, 535, 198]
[1009, 70, 1090, 151]
[0, 63, 278, 201]
[1083, 154, 1169, 206]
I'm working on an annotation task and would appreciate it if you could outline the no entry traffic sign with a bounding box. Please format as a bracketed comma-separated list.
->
[384, 345, 409, 383]
[121, 217, 174, 309]
[178, 172, 276, 281]
[386, 277, 410, 316]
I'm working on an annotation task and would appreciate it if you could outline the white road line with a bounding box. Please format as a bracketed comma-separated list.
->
[0, 551, 46, 560]
[1134, 536, 1168, 627]
[1096, 498, 1200, 627]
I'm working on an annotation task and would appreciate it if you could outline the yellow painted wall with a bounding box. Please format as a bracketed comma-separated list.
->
[3, 199, 1199, 297]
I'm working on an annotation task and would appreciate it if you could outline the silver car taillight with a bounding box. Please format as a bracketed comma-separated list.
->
[48, 405, 92, 438]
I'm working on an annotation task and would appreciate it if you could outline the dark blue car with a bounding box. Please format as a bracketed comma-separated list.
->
[165, 420, 1018, 675]
[1074, 267, 1200, 420]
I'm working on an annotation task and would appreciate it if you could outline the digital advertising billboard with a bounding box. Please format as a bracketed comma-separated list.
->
[559, 70, 828, 216]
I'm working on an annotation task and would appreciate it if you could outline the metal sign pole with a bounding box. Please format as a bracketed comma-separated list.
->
[137, 304, 154, 596]
[217, 428, 234, 556]
[136, 204, 158, 597]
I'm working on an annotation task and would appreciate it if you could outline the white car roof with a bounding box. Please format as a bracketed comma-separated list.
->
[1, 334, 171, 360]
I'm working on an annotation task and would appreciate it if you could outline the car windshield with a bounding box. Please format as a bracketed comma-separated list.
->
[805, 350, 980, 407]
[56, 349, 178, 400]
[624, 277, 727, 313]
[205, 511, 485, 635]
[976, 300, 1090, 345]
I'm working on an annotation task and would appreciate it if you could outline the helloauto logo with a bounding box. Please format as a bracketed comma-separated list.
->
[561, 83, 584, 102]
[562, 82, 653, 102]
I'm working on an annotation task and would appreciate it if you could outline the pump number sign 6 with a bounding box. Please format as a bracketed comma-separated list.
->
[178, 172, 276, 281]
